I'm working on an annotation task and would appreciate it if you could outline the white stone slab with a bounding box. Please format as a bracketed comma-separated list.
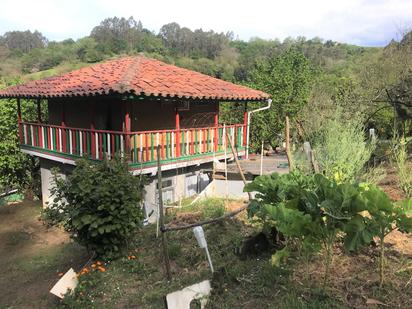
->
[50, 268, 78, 299]
[166, 280, 211, 309]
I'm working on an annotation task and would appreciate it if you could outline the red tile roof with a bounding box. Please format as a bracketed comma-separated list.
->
[0, 56, 270, 101]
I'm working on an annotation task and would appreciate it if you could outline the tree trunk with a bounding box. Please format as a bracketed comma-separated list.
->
[285, 116, 294, 171]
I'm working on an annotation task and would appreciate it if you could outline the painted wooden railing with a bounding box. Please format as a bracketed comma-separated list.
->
[19, 122, 246, 166]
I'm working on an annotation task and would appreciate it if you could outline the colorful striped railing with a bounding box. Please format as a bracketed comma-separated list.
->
[19, 122, 246, 167]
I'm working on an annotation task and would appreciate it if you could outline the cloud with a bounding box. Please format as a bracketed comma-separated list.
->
[0, 0, 410, 46]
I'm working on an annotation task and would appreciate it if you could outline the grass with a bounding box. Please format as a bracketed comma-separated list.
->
[0, 198, 411, 308]
[0, 200, 88, 308]
[22, 62, 90, 82]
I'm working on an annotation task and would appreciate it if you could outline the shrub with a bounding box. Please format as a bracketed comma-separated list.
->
[312, 109, 375, 183]
[346, 186, 412, 286]
[391, 136, 412, 197]
[42, 156, 146, 259]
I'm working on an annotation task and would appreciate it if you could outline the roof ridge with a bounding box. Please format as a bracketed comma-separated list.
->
[113, 56, 143, 93]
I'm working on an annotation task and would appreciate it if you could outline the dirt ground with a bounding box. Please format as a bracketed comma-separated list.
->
[0, 200, 87, 308]
[0, 165, 410, 308]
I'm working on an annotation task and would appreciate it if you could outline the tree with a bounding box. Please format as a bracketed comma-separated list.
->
[0, 30, 47, 53]
[247, 48, 313, 150]
[75, 37, 104, 63]
[91, 16, 146, 53]
[0, 79, 40, 195]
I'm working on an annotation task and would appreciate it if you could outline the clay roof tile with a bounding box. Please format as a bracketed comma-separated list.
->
[0, 55, 270, 101]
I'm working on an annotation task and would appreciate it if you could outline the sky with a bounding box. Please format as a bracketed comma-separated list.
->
[0, 0, 411, 47]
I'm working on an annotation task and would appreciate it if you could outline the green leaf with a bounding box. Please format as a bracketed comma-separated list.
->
[344, 215, 377, 252]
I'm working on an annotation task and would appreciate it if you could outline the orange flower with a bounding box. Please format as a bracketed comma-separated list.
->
[96, 261, 102, 266]
[98, 266, 106, 272]
[91, 264, 96, 268]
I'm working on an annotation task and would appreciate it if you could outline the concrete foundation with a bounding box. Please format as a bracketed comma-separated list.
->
[143, 163, 211, 223]
[40, 158, 72, 207]
[39, 158, 211, 222]
[195, 179, 251, 200]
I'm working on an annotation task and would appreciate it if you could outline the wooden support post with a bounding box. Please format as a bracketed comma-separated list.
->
[17, 98, 23, 143]
[226, 130, 252, 200]
[285, 116, 293, 171]
[61, 102, 67, 153]
[175, 110, 180, 158]
[243, 107, 248, 147]
[90, 101, 96, 158]
[157, 146, 172, 280]
[124, 102, 131, 159]
[37, 99, 42, 123]
[214, 112, 219, 152]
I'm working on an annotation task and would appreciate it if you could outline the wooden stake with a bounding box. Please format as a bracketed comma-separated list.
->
[260, 140, 264, 176]
[226, 130, 252, 200]
[157, 146, 171, 280]
[310, 149, 320, 173]
[285, 116, 294, 171]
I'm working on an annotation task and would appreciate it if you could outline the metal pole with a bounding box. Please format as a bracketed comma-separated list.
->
[205, 246, 214, 273]
[246, 99, 272, 159]
[223, 124, 228, 198]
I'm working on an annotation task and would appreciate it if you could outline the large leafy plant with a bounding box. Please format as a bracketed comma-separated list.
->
[43, 156, 146, 259]
[245, 172, 412, 287]
[345, 187, 412, 286]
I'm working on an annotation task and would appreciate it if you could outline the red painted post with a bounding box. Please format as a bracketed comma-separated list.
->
[214, 112, 218, 152]
[175, 110, 180, 158]
[145, 133, 149, 161]
[38, 126, 43, 148]
[243, 111, 248, 147]
[162, 133, 166, 159]
[61, 102, 67, 153]
[124, 102, 131, 159]
[90, 101, 96, 159]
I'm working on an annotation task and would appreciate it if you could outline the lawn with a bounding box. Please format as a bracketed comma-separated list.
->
[0, 196, 411, 308]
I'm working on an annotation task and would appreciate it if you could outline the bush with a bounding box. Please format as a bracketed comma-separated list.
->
[312, 109, 375, 183]
[0, 94, 40, 195]
[42, 156, 146, 259]
[391, 136, 412, 197]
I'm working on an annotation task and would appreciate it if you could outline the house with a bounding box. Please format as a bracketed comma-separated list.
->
[0, 55, 270, 219]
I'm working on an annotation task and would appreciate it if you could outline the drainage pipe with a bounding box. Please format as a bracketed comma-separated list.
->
[246, 98, 272, 159]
